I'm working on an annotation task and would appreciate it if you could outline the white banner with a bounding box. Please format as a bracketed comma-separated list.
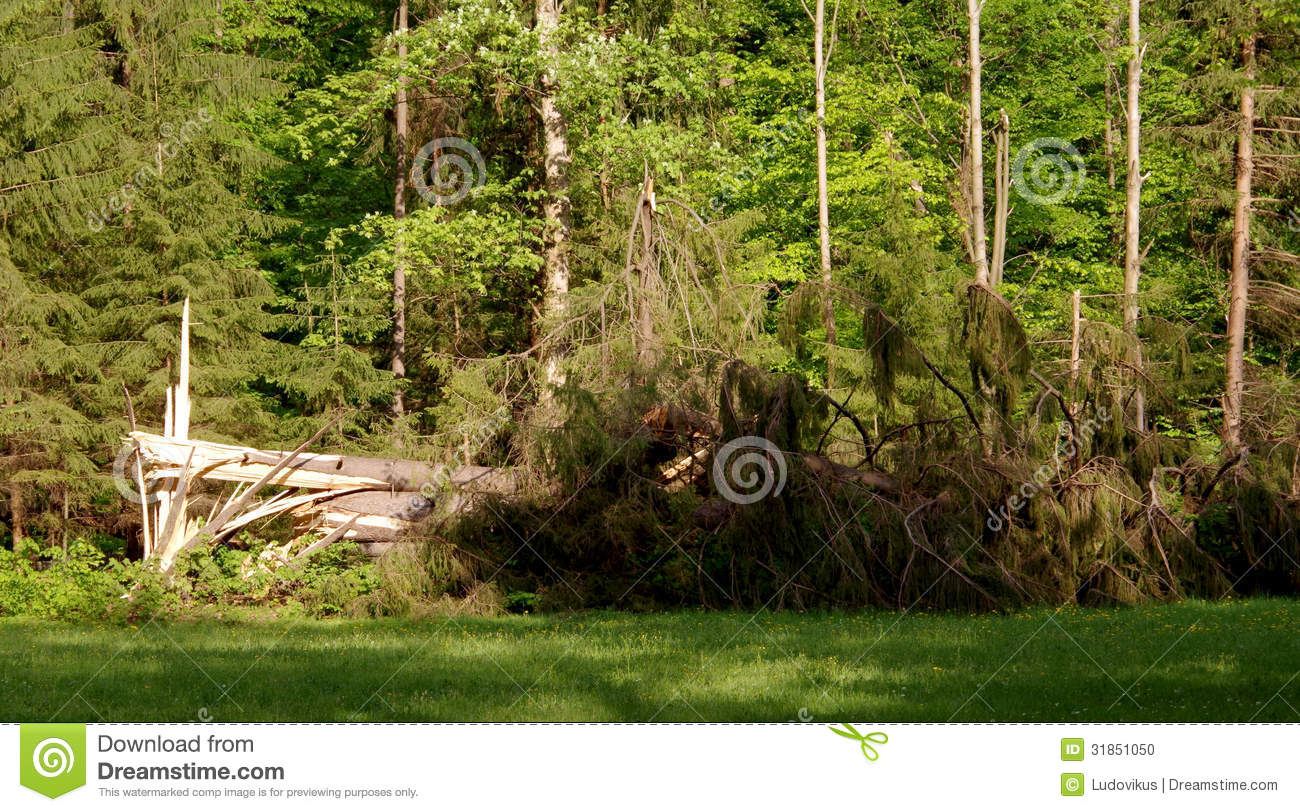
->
[4, 723, 1294, 810]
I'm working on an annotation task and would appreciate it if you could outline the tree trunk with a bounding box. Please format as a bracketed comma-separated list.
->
[536, 0, 572, 398]
[1103, 19, 1118, 189]
[635, 172, 659, 368]
[391, 0, 409, 418]
[1070, 289, 1082, 389]
[6, 484, 23, 549]
[967, 0, 989, 286]
[813, 0, 835, 349]
[1123, 0, 1146, 432]
[1224, 31, 1256, 452]
[991, 109, 1009, 287]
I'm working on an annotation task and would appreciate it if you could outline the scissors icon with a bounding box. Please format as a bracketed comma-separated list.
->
[828, 723, 889, 761]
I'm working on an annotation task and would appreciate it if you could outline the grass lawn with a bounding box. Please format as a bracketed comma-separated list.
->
[2, 599, 1298, 722]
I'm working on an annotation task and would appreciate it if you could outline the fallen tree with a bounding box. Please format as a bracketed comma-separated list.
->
[118, 300, 515, 572]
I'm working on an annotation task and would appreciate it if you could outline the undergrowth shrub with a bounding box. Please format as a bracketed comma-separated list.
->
[0, 541, 171, 620]
[0, 536, 378, 620]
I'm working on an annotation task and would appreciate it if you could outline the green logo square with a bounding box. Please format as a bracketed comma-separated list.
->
[20, 724, 87, 799]
[1061, 773, 1085, 796]
[1061, 737, 1085, 761]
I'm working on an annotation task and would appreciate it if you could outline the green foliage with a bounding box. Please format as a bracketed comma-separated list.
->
[5, 600, 1300, 721]
[0, 541, 172, 621]
[503, 590, 539, 613]
[1, 0, 1297, 613]
[0, 537, 378, 620]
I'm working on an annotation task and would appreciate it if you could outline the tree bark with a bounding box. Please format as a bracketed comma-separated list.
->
[1224, 31, 1256, 452]
[1070, 289, 1081, 389]
[391, 0, 409, 418]
[6, 484, 23, 548]
[536, 0, 572, 398]
[1103, 18, 1119, 189]
[1123, 0, 1146, 432]
[991, 109, 1009, 287]
[813, 0, 835, 349]
[967, 0, 989, 286]
[635, 172, 659, 368]
[1104, 90, 1117, 188]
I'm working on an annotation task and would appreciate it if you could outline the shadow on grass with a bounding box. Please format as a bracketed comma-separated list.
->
[1, 600, 1297, 722]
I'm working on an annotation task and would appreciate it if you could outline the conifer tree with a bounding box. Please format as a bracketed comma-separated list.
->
[0, 0, 329, 545]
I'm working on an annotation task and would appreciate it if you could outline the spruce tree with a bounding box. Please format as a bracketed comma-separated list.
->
[0, 0, 361, 547]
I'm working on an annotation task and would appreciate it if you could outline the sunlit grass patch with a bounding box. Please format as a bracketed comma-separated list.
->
[1, 599, 1297, 722]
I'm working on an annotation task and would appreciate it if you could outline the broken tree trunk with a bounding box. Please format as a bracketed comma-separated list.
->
[642, 403, 899, 496]
[133, 431, 450, 491]
[121, 301, 517, 572]
[130, 430, 515, 567]
[991, 108, 1010, 287]
[152, 298, 195, 565]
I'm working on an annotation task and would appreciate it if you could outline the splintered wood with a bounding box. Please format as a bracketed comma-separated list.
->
[129, 429, 513, 567]
[121, 297, 513, 571]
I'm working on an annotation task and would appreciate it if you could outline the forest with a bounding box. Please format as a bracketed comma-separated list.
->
[1, 0, 1298, 622]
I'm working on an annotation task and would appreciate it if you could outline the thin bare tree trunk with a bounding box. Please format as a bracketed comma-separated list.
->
[635, 173, 659, 369]
[1104, 96, 1117, 188]
[957, 145, 975, 264]
[967, 0, 989, 286]
[813, 0, 835, 349]
[536, 0, 572, 399]
[1070, 289, 1082, 387]
[1103, 19, 1118, 189]
[991, 109, 1009, 287]
[1224, 31, 1256, 452]
[1123, 0, 1146, 432]
[6, 484, 23, 548]
[391, 0, 409, 418]
[175, 297, 191, 440]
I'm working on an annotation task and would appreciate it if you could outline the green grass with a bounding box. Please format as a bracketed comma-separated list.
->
[2, 599, 1298, 722]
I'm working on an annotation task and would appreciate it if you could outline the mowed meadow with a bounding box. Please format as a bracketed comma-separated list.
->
[4, 600, 1298, 722]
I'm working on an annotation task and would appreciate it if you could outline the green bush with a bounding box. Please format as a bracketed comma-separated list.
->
[0, 541, 171, 621]
[0, 537, 378, 620]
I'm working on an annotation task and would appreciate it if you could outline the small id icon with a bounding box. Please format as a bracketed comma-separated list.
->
[1061, 737, 1084, 761]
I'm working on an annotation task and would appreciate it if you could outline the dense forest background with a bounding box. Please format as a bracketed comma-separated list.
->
[1, 0, 1298, 613]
